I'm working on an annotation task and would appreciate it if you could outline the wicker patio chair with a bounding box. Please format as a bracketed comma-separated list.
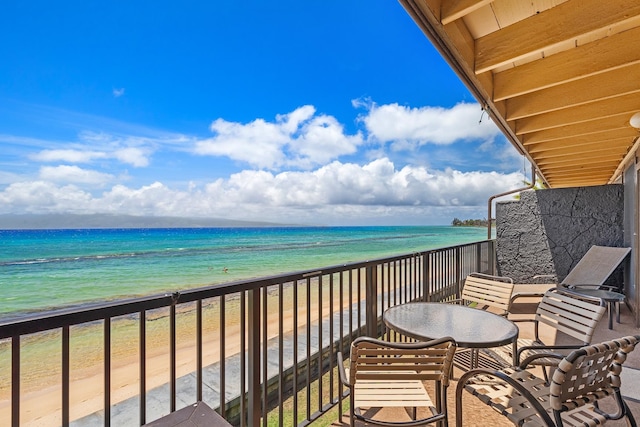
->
[449, 272, 515, 317]
[455, 335, 639, 427]
[510, 245, 631, 304]
[337, 336, 457, 427]
[488, 288, 606, 381]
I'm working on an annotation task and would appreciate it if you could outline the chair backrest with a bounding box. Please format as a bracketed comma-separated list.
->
[536, 288, 606, 344]
[550, 335, 639, 413]
[561, 245, 630, 287]
[349, 336, 457, 387]
[461, 273, 514, 315]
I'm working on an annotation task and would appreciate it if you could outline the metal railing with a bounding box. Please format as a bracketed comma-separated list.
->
[0, 239, 495, 427]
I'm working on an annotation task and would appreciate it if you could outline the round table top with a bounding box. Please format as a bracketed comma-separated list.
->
[383, 302, 519, 348]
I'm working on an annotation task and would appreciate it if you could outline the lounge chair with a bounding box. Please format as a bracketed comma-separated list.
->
[511, 245, 631, 304]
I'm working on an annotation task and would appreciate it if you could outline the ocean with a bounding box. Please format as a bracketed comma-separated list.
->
[0, 226, 488, 317]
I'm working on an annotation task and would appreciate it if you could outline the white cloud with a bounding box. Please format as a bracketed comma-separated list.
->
[30, 149, 107, 163]
[29, 138, 151, 168]
[357, 101, 500, 146]
[0, 181, 93, 213]
[291, 114, 362, 167]
[194, 106, 364, 169]
[1, 101, 527, 224]
[113, 147, 149, 167]
[113, 88, 125, 97]
[39, 165, 114, 185]
[0, 170, 24, 185]
[1, 159, 524, 224]
[18, 102, 507, 181]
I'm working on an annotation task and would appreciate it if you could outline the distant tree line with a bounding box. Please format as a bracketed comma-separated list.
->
[451, 218, 493, 227]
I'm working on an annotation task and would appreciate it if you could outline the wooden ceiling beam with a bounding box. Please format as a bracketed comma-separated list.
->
[542, 175, 615, 185]
[522, 117, 635, 145]
[551, 182, 610, 188]
[537, 153, 622, 167]
[539, 161, 621, 175]
[441, 0, 493, 25]
[506, 63, 640, 120]
[543, 170, 613, 180]
[543, 167, 613, 178]
[549, 174, 610, 183]
[493, 26, 640, 101]
[515, 95, 640, 134]
[536, 153, 623, 168]
[475, 0, 640, 73]
[400, 0, 640, 190]
[547, 179, 610, 188]
[540, 166, 621, 178]
[526, 130, 635, 152]
[530, 138, 631, 159]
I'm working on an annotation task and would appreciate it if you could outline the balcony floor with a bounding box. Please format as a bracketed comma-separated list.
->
[332, 297, 640, 426]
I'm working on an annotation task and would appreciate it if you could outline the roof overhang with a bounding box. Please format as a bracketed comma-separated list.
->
[399, 0, 640, 188]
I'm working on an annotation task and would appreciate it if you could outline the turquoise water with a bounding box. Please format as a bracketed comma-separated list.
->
[0, 226, 487, 317]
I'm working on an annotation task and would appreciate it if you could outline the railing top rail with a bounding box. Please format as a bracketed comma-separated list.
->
[0, 239, 494, 338]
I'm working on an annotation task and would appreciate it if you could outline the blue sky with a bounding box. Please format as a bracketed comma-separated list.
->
[0, 1, 526, 226]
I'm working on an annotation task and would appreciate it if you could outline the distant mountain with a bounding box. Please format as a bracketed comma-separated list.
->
[0, 213, 290, 230]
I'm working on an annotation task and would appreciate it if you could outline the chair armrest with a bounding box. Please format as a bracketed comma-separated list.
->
[516, 344, 583, 365]
[337, 352, 350, 387]
[518, 352, 565, 369]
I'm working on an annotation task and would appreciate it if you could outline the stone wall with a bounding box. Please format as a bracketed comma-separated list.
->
[496, 185, 625, 287]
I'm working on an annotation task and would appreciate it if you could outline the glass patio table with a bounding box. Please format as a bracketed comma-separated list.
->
[383, 302, 519, 367]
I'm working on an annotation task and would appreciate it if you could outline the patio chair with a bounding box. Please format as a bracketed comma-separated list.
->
[455, 335, 640, 427]
[449, 272, 514, 317]
[447, 273, 515, 370]
[511, 245, 631, 304]
[488, 288, 606, 382]
[337, 336, 457, 427]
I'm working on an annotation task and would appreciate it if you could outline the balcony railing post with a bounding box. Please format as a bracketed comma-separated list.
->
[455, 246, 462, 297]
[247, 288, 261, 427]
[489, 240, 496, 275]
[11, 336, 19, 427]
[365, 265, 378, 337]
[422, 253, 429, 302]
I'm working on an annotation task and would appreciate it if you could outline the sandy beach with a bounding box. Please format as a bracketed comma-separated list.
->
[0, 277, 358, 426]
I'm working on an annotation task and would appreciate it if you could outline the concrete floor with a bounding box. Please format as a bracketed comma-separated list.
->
[333, 295, 640, 426]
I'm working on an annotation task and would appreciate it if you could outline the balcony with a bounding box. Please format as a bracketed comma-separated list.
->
[2, 238, 638, 427]
[1, 240, 495, 426]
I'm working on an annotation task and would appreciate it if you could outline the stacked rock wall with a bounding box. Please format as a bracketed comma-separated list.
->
[496, 185, 624, 287]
